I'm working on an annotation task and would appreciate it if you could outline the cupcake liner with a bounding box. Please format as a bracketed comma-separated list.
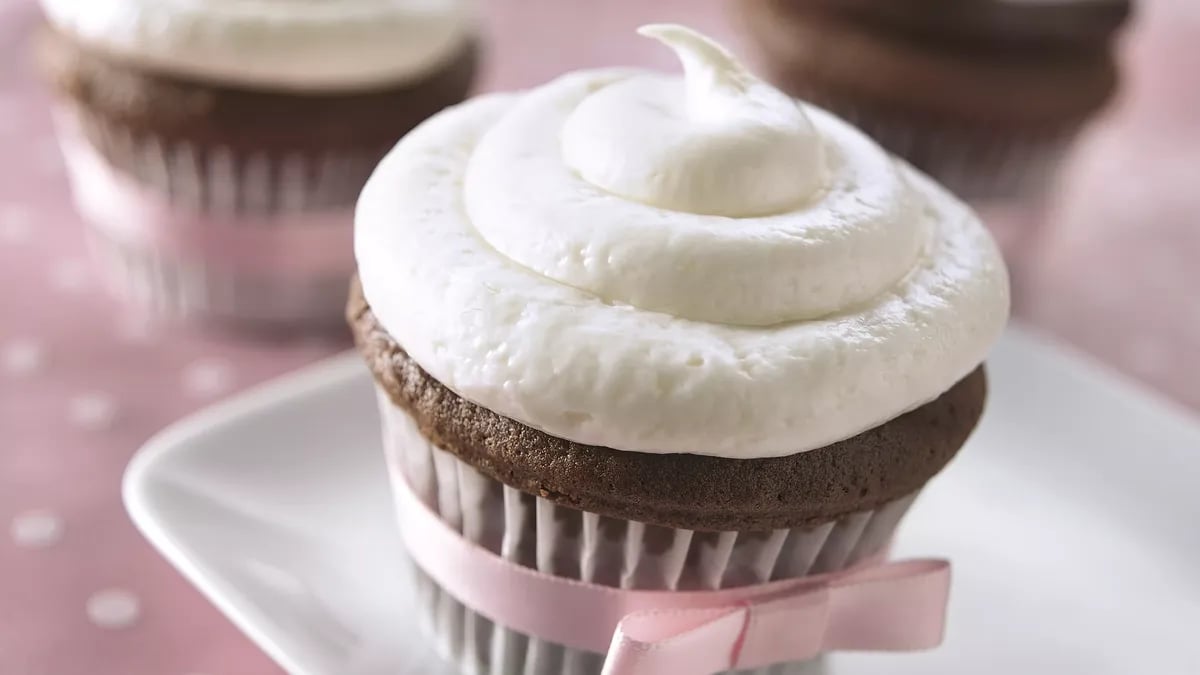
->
[54, 107, 363, 329]
[68, 105, 389, 215]
[87, 228, 351, 329]
[813, 96, 1074, 204]
[377, 389, 921, 675]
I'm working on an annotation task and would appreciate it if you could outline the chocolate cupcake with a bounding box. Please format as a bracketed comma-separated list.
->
[735, 0, 1132, 202]
[351, 25, 1009, 674]
[37, 0, 478, 330]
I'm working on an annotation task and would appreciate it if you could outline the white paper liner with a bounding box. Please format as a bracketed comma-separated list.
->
[70, 107, 388, 216]
[87, 228, 350, 330]
[377, 390, 920, 675]
[53, 108, 367, 329]
[828, 101, 1073, 204]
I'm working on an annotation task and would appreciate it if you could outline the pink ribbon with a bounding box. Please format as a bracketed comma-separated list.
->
[58, 124, 354, 277]
[394, 477, 951, 675]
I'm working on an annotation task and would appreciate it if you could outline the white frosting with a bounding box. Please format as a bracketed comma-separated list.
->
[39, 0, 475, 90]
[356, 25, 1010, 458]
[561, 25, 827, 218]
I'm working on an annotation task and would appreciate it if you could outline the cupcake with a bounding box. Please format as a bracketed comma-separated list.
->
[735, 0, 1132, 203]
[350, 24, 1008, 675]
[37, 0, 478, 330]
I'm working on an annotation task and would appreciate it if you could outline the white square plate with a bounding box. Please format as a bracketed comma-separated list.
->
[123, 328, 1200, 675]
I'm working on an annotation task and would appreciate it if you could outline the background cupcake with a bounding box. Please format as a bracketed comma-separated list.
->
[734, 0, 1132, 204]
[37, 0, 478, 331]
[351, 24, 1009, 674]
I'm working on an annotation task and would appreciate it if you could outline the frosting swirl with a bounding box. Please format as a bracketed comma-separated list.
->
[356, 25, 1009, 458]
[39, 0, 475, 91]
[561, 25, 826, 218]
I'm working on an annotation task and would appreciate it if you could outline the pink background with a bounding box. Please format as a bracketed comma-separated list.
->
[1, 1, 1197, 673]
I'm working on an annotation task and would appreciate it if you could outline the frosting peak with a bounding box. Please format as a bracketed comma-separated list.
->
[561, 24, 825, 217]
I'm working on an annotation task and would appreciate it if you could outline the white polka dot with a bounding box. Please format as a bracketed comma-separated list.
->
[86, 589, 140, 629]
[10, 510, 64, 549]
[68, 393, 118, 430]
[1, 338, 44, 376]
[50, 259, 91, 293]
[182, 358, 234, 398]
[0, 204, 32, 243]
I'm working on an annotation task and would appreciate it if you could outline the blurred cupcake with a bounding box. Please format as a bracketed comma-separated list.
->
[735, 0, 1132, 203]
[37, 0, 478, 330]
[350, 24, 1008, 674]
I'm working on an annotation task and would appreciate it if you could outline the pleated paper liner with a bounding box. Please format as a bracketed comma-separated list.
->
[378, 391, 922, 675]
[66, 104, 390, 215]
[87, 229, 351, 331]
[54, 107, 366, 330]
[802, 95, 1074, 204]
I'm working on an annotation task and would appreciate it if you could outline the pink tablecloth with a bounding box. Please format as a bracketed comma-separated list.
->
[1, 2, 1196, 674]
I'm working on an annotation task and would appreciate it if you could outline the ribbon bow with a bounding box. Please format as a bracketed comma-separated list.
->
[395, 477, 950, 675]
[602, 558, 949, 674]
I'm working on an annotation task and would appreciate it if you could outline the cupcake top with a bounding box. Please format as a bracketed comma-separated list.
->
[355, 25, 1009, 459]
[37, 0, 476, 91]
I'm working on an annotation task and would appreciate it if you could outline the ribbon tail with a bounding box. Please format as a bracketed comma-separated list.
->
[601, 608, 748, 675]
[601, 560, 952, 674]
[825, 559, 952, 652]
